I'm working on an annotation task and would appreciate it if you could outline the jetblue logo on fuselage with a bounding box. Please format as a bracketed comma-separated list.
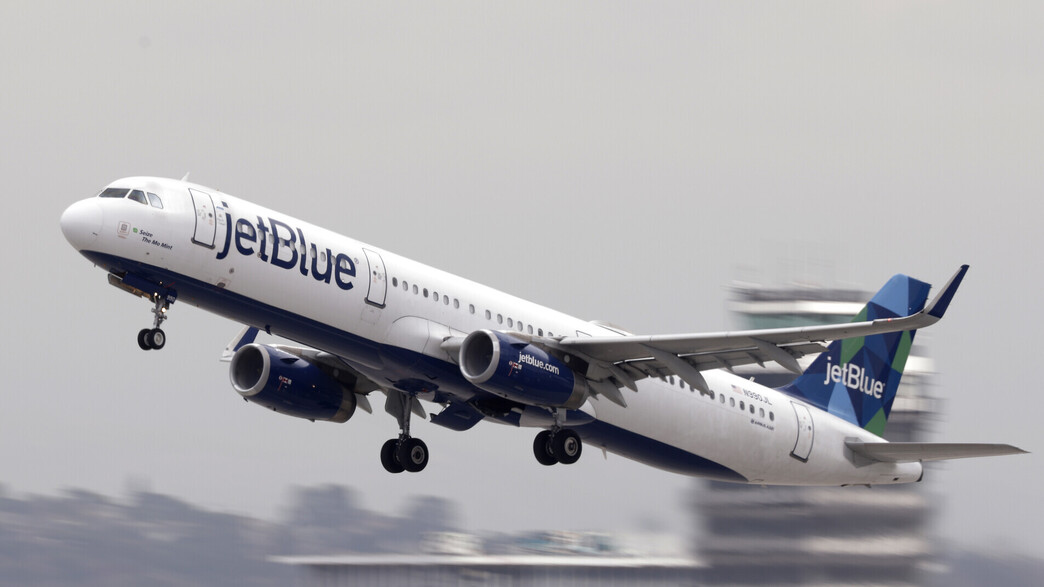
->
[822, 355, 884, 399]
[215, 210, 355, 291]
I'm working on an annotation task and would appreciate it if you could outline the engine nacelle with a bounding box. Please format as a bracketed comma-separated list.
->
[459, 330, 588, 409]
[229, 343, 356, 422]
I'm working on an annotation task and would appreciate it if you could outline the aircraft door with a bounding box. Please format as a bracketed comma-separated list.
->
[363, 248, 387, 307]
[790, 401, 815, 462]
[189, 188, 217, 248]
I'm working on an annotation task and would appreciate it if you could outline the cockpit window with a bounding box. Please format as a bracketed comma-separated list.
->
[99, 187, 129, 198]
[147, 192, 163, 209]
[128, 190, 148, 205]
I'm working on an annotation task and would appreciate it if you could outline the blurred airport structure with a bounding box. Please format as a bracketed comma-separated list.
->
[694, 281, 938, 586]
[1, 480, 1041, 586]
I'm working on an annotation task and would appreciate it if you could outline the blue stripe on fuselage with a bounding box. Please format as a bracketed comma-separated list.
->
[576, 421, 747, 482]
[80, 250, 746, 483]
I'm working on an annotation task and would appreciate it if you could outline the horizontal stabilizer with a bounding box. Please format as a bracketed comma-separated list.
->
[846, 440, 1027, 463]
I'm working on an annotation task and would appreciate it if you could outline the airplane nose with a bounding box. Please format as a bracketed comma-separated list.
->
[60, 199, 103, 250]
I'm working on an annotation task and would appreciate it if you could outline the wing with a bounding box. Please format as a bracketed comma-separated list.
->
[550, 266, 968, 394]
[846, 441, 1027, 463]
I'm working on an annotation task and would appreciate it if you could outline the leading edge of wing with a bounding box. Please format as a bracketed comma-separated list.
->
[846, 441, 1028, 463]
[557, 265, 969, 364]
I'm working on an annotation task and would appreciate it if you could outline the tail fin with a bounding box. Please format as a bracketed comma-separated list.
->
[779, 274, 932, 437]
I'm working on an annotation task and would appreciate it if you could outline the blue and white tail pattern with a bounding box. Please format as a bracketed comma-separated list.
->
[779, 274, 932, 436]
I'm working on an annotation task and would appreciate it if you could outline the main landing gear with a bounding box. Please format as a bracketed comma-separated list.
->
[533, 428, 583, 466]
[381, 393, 429, 473]
[137, 294, 171, 351]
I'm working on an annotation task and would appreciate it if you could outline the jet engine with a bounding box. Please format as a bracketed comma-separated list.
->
[229, 343, 357, 422]
[459, 330, 588, 409]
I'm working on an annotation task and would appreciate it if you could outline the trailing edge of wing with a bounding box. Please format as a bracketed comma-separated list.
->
[846, 441, 1027, 463]
[557, 266, 969, 367]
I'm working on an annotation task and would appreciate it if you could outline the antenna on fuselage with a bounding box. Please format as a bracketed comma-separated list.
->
[180, 172, 190, 181]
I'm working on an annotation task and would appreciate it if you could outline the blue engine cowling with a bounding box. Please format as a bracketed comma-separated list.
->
[459, 330, 588, 409]
[229, 343, 356, 422]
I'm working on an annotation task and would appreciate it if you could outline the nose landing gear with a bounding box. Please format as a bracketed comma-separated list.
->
[138, 293, 173, 351]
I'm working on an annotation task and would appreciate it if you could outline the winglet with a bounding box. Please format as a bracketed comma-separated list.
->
[220, 325, 259, 362]
[925, 264, 969, 319]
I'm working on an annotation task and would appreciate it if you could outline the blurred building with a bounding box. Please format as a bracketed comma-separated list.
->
[694, 282, 938, 586]
[271, 554, 699, 586]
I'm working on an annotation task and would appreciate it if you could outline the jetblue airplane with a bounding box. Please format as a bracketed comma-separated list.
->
[60, 177, 1024, 484]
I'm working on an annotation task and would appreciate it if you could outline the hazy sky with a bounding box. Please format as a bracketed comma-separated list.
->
[3, 1, 1041, 555]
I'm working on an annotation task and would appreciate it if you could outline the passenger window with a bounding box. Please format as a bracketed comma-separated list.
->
[469, 304, 475, 314]
[128, 190, 148, 205]
[769, 412, 775, 421]
[147, 192, 163, 209]
[547, 332, 553, 337]
[538, 328, 543, 336]
[749, 404, 755, 414]
[720, 395, 725, 404]
[730, 398, 735, 407]
[444, 296, 449, 306]
[402, 281, 408, 290]
[392, 277, 398, 287]
[740, 401, 745, 411]
[485, 310, 491, 320]
[497, 314, 503, 324]
[507, 318, 513, 327]
[454, 299, 460, 309]
[527, 325, 533, 334]
[433, 292, 439, 302]
[759, 408, 765, 417]
[413, 285, 418, 294]
[99, 187, 128, 198]
[423, 288, 429, 298]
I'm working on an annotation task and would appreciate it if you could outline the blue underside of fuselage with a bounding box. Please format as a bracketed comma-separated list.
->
[81, 250, 747, 483]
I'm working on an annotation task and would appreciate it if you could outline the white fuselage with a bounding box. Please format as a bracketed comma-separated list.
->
[61, 177, 922, 486]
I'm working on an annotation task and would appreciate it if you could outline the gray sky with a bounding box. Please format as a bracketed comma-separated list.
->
[2, 1, 1041, 555]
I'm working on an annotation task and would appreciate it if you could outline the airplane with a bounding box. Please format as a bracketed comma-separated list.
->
[59, 177, 1025, 484]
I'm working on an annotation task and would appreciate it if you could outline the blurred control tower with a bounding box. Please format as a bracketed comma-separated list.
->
[694, 279, 938, 586]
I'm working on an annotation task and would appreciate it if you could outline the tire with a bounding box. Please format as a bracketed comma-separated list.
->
[380, 439, 404, 473]
[533, 430, 557, 466]
[146, 328, 166, 350]
[137, 329, 152, 351]
[552, 429, 582, 465]
[397, 437, 429, 473]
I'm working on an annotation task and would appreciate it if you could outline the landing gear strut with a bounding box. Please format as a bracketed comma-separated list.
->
[380, 393, 429, 473]
[138, 294, 172, 351]
[533, 428, 583, 466]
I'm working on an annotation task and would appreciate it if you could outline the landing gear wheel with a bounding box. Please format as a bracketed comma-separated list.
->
[533, 430, 558, 466]
[552, 429, 582, 465]
[137, 329, 152, 351]
[397, 437, 429, 473]
[380, 439, 404, 473]
[145, 328, 166, 350]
